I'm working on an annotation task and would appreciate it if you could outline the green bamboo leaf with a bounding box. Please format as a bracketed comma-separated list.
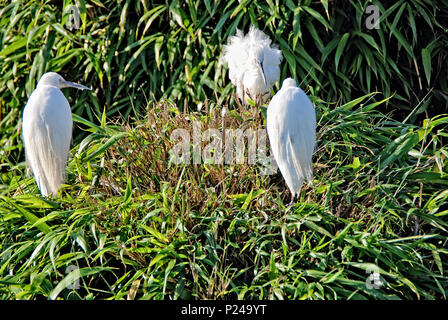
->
[431, 115, 448, 127]
[278, 40, 296, 79]
[321, 38, 339, 64]
[297, 50, 323, 74]
[380, 132, 420, 169]
[421, 48, 432, 86]
[84, 132, 128, 162]
[72, 114, 103, 132]
[304, 220, 333, 238]
[414, 3, 434, 31]
[335, 33, 349, 71]
[408, 172, 448, 185]
[390, 27, 414, 58]
[154, 36, 164, 68]
[230, 0, 249, 18]
[119, 0, 130, 36]
[269, 251, 277, 280]
[363, 96, 393, 111]
[51, 23, 74, 41]
[302, 5, 331, 30]
[123, 175, 132, 204]
[320, 0, 329, 19]
[292, 9, 301, 49]
[49, 267, 112, 300]
[0, 37, 27, 57]
[3, 197, 51, 234]
[138, 5, 168, 36]
[203, 0, 213, 15]
[305, 20, 324, 51]
[337, 92, 377, 111]
[390, 2, 407, 37]
[353, 31, 381, 55]
[407, 5, 417, 45]
[432, 249, 443, 275]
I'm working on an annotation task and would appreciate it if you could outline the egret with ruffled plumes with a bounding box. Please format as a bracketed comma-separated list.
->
[223, 26, 283, 105]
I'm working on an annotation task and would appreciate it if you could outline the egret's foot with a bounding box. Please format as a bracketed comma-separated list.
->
[285, 197, 296, 213]
[287, 196, 296, 207]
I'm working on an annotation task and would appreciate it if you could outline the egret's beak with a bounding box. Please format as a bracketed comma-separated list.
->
[61, 80, 92, 91]
[256, 62, 267, 86]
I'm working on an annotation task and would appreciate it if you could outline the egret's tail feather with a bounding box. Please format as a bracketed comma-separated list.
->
[25, 132, 66, 197]
[284, 136, 314, 197]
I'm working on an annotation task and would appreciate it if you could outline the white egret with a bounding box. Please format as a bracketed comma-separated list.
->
[223, 25, 282, 105]
[22, 72, 91, 197]
[267, 78, 316, 201]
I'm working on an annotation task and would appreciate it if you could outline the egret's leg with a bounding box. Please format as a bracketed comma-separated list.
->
[256, 94, 262, 108]
[288, 195, 296, 207]
[241, 85, 246, 108]
[288, 186, 303, 206]
[245, 88, 252, 105]
[221, 107, 227, 156]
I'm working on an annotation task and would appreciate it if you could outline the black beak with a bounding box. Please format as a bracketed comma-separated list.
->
[257, 61, 267, 86]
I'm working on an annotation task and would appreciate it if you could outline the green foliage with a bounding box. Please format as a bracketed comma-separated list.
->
[1, 96, 447, 299]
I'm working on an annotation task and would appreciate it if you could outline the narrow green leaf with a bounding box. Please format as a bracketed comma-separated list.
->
[3, 198, 51, 234]
[380, 132, 420, 169]
[84, 132, 128, 162]
[421, 48, 431, 86]
[335, 33, 349, 71]
[49, 267, 111, 300]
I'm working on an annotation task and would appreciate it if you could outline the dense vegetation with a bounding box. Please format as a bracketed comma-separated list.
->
[0, 0, 447, 299]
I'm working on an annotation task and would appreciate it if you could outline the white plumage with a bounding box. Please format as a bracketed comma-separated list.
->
[223, 25, 282, 104]
[22, 72, 91, 197]
[267, 78, 316, 199]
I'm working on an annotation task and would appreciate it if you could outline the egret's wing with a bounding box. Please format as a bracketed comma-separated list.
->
[267, 86, 316, 196]
[267, 94, 302, 196]
[285, 88, 316, 180]
[22, 86, 72, 196]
